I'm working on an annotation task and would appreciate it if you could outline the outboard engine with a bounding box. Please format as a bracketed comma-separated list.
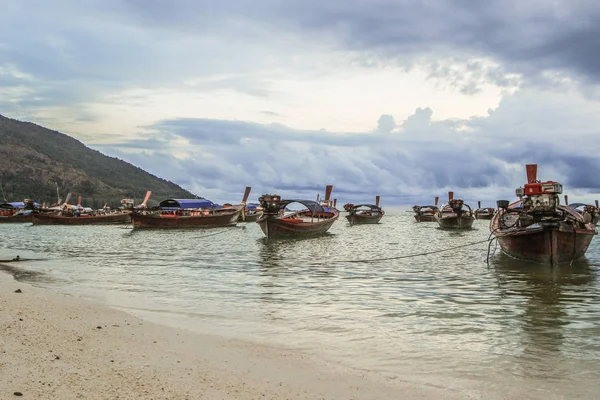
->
[23, 199, 36, 210]
[258, 194, 282, 215]
[121, 198, 135, 210]
[517, 180, 562, 216]
[449, 199, 464, 212]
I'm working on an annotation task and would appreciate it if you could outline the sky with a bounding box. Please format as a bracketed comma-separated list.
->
[1, 0, 600, 206]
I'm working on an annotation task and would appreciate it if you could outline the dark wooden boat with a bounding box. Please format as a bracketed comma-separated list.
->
[435, 192, 475, 229]
[0, 199, 37, 223]
[237, 187, 263, 222]
[491, 164, 598, 266]
[32, 210, 132, 225]
[474, 201, 496, 220]
[412, 197, 439, 222]
[564, 195, 599, 226]
[31, 194, 135, 225]
[131, 191, 243, 229]
[257, 185, 339, 239]
[344, 196, 384, 225]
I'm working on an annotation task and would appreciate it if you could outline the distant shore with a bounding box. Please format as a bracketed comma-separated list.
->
[0, 265, 472, 400]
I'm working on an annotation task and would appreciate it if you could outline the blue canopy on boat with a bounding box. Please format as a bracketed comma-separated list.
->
[158, 198, 221, 209]
[0, 201, 40, 209]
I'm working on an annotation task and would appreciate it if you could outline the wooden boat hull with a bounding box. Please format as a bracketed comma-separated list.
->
[0, 214, 33, 223]
[435, 214, 475, 229]
[132, 207, 241, 229]
[475, 214, 494, 220]
[32, 211, 132, 225]
[493, 222, 596, 266]
[346, 213, 383, 225]
[238, 212, 262, 222]
[414, 214, 436, 222]
[257, 213, 338, 239]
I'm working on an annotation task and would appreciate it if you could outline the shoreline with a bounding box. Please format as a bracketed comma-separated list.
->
[0, 265, 472, 400]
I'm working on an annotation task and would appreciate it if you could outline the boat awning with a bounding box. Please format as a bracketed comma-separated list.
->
[279, 199, 327, 214]
[568, 203, 588, 209]
[349, 204, 382, 211]
[245, 203, 260, 210]
[158, 198, 221, 209]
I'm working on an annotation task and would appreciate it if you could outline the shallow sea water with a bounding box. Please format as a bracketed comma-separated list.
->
[1, 208, 599, 398]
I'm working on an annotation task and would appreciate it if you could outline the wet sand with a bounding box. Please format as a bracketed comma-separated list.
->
[0, 266, 485, 399]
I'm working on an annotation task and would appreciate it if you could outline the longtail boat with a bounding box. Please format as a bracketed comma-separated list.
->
[131, 191, 242, 229]
[412, 197, 439, 222]
[239, 203, 263, 222]
[31, 194, 134, 225]
[563, 195, 599, 226]
[32, 210, 132, 225]
[0, 199, 38, 223]
[257, 185, 339, 239]
[435, 192, 475, 229]
[344, 196, 384, 225]
[490, 164, 598, 266]
[474, 201, 496, 220]
[237, 187, 263, 222]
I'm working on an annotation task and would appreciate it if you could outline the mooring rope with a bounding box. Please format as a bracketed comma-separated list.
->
[341, 238, 494, 264]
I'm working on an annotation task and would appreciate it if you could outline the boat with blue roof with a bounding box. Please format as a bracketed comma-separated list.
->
[130, 190, 244, 229]
[0, 199, 38, 223]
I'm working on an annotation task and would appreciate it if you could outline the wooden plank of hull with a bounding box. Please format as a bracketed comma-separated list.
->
[0, 215, 33, 223]
[132, 208, 241, 229]
[31, 212, 132, 225]
[414, 214, 436, 222]
[257, 215, 338, 239]
[495, 226, 596, 266]
[436, 215, 475, 229]
[346, 213, 383, 224]
[475, 214, 494, 220]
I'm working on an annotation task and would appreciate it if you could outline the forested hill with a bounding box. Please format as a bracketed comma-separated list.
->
[0, 114, 195, 208]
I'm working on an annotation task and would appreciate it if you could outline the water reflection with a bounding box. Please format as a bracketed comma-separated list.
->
[491, 253, 596, 380]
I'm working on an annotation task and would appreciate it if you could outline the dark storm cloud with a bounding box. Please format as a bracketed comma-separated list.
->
[253, 0, 600, 87]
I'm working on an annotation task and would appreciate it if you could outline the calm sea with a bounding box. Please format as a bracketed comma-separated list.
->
[2, 208, 600, 398]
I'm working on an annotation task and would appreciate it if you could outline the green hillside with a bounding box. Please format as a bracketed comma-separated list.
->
[0, 114, 195, 208]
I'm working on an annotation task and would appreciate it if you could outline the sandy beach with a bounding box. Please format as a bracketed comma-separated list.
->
[0, 265, 477, 400]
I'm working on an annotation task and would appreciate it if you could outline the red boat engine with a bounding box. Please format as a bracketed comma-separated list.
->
[517, 180, 563, 216]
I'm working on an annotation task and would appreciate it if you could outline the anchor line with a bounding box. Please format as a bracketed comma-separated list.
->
[338, 238, 494, 264]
